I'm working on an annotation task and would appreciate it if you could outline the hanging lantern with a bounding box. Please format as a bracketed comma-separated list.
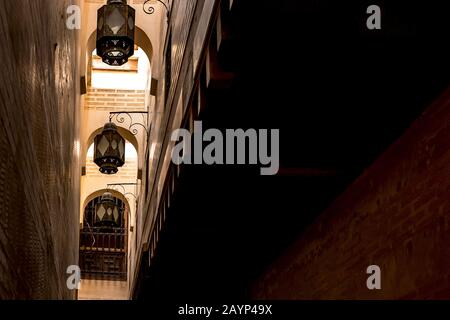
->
[94, 122, 126, 174]
[97, 0, 135, 66]
[95, 192, 120, 228]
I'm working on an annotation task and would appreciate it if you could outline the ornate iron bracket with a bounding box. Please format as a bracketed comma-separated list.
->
[107, 183, 138, 199]
[109, 111, 150, 136]
[143, 0, 170, 18]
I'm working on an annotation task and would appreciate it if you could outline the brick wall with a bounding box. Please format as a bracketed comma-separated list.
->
[253, 87, 450, 299]
[0, 0, 80, 299]
[86, 156, 138, 178]
[85, 88, 146, 111]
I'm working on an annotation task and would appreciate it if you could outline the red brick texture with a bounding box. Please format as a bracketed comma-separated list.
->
[253, 87, 450, 299]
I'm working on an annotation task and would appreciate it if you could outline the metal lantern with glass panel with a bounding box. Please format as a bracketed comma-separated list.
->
[94, 122, 126, 174]
[97, 0, 136, 66]
[95, 192, 120, 228]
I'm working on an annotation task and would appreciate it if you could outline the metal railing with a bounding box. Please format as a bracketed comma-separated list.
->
[80, 227, 126, 252]
[79, 227, 127, 280]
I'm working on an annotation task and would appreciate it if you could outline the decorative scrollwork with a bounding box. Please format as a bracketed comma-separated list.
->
[143, 0, 170, 17]
[107, 183, 138, 200]
[130, 122, 148, 136]
[143, 3, 155, 15]
[109, 111, 150, 136]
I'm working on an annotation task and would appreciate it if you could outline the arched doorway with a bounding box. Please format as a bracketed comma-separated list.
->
[79, 191, 130, 281]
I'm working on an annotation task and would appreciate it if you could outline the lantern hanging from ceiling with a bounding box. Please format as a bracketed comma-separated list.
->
[95, 192, 120, 228]
[94, 122, 126, 175]
[97, 0, 136, 66]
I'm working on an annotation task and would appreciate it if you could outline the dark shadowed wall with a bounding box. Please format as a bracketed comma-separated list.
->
[253, 87, 450, 299]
